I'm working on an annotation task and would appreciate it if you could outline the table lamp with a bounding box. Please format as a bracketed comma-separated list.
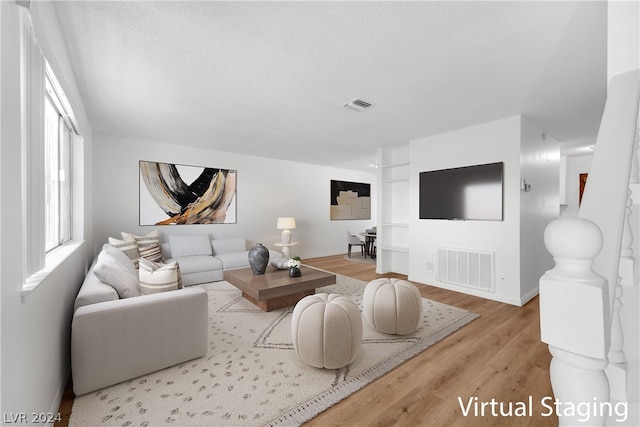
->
[277, 217, 296, 244]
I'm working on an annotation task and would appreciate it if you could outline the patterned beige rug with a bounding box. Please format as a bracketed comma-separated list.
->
[70, 272, 479, 427]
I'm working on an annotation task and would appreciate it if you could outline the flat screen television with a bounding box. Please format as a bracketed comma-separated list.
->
[419, 162, 504, 221]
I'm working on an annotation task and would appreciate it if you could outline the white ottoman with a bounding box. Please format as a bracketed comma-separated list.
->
[363, 278, 422, 335]
[291, 293, 362, 369]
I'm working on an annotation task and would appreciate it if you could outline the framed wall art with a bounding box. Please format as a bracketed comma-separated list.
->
[139, 161, 237, 225]
[330, 180, 371, 220]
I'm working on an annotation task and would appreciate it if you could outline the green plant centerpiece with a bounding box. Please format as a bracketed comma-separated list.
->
[288, 256, 302, 278]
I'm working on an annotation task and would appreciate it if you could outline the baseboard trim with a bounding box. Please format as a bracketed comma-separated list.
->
[50, 367, 70, 425]
[520, 287, 539, 306]
[409, 276, 525, 306]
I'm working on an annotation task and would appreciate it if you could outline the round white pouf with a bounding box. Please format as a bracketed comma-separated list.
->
[291, 293, 362, 369]
[363, 278, 422, 335]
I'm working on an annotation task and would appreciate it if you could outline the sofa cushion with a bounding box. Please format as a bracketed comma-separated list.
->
[212, 238, 246, 255]
[107, 236, 140, 268]
[93, 250, 140, 299]
[215, 249, 283, 270]
[168, 255, 223, 275]
[122, 230, 163, 263]
[215, 251, 249, 270]
[169, 234, 212, 258]
[138, 258, 182, 295]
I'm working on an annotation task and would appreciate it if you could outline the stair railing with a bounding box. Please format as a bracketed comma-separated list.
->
[540, 70, 640, 426]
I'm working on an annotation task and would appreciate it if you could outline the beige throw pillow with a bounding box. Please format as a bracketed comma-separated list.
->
[138, 258, 182, 295]
[108, 235, 140, 268]
[122, 230, 163, 263]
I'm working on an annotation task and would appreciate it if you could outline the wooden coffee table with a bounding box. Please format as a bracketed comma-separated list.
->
[223, 265, 336, 311]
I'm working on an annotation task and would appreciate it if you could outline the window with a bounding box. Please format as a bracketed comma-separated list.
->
[20, 6, 83, 292]
[44, 65, 74, 252]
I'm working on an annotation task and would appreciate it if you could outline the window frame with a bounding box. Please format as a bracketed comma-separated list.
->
[44, 71, 74, 253]
[19, 6, 85, 298]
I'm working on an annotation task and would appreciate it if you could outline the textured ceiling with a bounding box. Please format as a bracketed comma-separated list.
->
[53, 1, 607, 170]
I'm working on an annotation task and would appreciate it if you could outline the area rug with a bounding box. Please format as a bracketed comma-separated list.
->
[343, 253, 375, 264]
[69, 272, 479, 427]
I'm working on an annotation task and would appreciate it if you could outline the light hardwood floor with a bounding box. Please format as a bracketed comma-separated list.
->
[57, 254, 554, 426]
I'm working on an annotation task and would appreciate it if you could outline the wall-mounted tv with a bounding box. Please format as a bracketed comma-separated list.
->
[419, 162, 504, 221]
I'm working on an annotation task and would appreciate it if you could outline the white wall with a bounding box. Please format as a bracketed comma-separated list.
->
[608, 0, 640, 81]
[92, 134, 377, 260]
[406, 115, 558, 305]
[519, 117, 559, 301]
[409, 116, 523, 305]
[1, 1, 93, 418]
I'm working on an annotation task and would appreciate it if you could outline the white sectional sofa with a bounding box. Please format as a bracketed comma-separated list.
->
[71, 235, 283, 394]
[161, 236, 283, 286]
[71, 244, 208, 395]
[160, 234, 224, 285]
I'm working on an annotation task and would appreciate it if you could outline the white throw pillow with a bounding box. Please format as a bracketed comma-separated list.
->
[138, 258, 182, 295]
[122, 230, 163, 263]
[169, 234, 212, 258]
[93, 249, 140, 298]
[102, 243, 137, 274]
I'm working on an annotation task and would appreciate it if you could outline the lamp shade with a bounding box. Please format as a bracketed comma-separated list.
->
[277, 217, 296, 230]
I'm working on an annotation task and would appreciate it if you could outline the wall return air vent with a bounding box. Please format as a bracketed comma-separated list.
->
[436, 246, 495, 292]
[343, 99, 372, 112]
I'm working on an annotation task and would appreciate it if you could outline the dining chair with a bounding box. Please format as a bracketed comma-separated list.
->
[346, 231, 366, 258]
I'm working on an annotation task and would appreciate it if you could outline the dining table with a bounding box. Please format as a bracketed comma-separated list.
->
[359, 232, 377, 259]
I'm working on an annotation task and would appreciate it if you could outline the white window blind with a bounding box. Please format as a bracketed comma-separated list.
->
[20, 7, 46, 281]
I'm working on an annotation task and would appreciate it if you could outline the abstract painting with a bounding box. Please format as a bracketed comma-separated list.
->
[330, 180, 371, 220]
[139, 161, 237, 225]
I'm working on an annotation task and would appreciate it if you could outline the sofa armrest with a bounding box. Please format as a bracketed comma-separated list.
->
[71, 287, 208, 395]
[74, 260, 119, 312]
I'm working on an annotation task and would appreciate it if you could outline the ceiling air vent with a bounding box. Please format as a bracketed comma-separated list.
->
[343, 99, 372, 112]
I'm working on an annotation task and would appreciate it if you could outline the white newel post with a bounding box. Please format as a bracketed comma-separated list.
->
[540, 218, 610, 426]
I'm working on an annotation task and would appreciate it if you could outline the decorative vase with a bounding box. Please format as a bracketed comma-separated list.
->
[289, 267, 301, 278]
[248, 243, 269, 275]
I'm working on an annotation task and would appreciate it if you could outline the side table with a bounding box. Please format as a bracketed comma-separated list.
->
[274, 242, 298, 259]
